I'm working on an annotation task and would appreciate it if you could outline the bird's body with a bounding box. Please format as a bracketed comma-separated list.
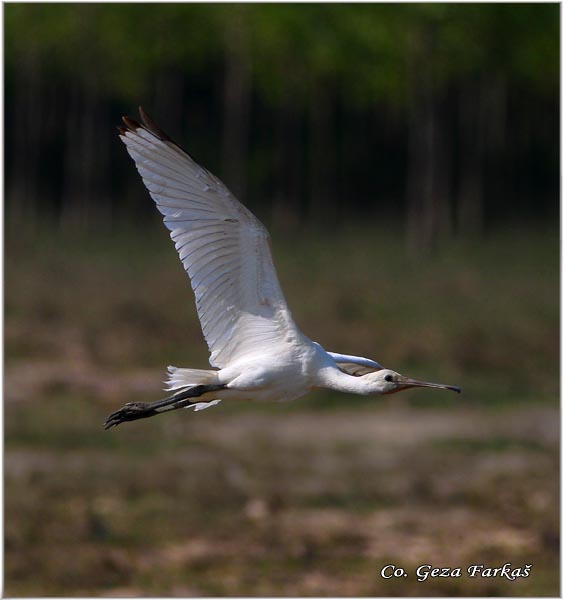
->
[169, 339, 372, 405]
[188, 341, 319, 404]
[105, 108, 460, 429]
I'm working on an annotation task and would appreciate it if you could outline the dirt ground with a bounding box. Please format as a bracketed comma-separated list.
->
[5, 393, 558, 596]
[5, 226, 559, 596]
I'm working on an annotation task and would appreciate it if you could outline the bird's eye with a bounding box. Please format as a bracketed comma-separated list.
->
[384, 374, 394, 382]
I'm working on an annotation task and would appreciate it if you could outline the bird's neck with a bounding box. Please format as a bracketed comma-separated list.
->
[317, 367, 380, 396]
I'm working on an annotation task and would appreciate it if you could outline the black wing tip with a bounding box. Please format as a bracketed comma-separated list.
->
[118, 107, 174, 143]
[122, 115, 141, 131]
[138, 106, 174, 142]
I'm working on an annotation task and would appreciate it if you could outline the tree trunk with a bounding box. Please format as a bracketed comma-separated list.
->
[271, 92, 304, 230]
[221, 11, 251, 201]
[308, 79, 336, 227]
[61, 82, 108, 229]
[8, 59, 42, 229]
[405, 36, 452, 256]
[457, 80, 485, 237]
[153, 68, 186, 134]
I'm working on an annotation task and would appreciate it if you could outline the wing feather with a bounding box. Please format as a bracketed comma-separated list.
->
[336, 363, 380, 377]
[120, 108, 301, 368]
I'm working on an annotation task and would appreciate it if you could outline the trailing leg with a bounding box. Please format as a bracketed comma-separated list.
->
[104, 384, 227, 429]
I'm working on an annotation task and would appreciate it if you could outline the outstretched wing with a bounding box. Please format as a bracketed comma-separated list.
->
[328, 351, 384, 377]
[119, 108, 301, 368]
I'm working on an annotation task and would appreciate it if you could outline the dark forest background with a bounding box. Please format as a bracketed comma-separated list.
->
[5, 5, 560, 596]
[5, 3, 559, 252]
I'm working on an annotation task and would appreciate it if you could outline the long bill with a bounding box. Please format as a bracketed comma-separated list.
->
[400, 377, 461, 394]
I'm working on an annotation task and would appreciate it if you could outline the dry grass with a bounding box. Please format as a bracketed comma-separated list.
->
[5, 223, 559, 596]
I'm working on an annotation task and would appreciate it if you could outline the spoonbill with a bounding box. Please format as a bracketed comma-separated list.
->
[104, 108, 460, 429]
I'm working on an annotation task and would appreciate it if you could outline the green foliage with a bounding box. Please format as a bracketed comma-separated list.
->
[5, 4, 558, 102]
[4, 4, 559, 240]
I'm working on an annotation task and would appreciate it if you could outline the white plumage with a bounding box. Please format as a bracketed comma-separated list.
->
[104, 108, 460, 429]
[122, 123, 294, 370]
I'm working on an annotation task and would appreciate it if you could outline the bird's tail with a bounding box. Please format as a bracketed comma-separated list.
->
[165, 365, 220, 392]
[165, 366, 223, 412]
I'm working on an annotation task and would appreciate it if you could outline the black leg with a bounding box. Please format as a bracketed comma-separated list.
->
[104, 384, 226, 429]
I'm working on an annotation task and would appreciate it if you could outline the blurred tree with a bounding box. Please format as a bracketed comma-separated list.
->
[4, 4, 559, 250]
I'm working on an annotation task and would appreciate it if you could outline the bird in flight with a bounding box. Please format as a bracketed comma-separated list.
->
[104, 108, 461, 429]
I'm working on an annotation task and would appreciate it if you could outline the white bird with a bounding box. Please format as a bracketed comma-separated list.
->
[105, 108, 460, 429]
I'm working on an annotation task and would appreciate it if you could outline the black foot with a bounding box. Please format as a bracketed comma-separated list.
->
[104, 384, 227, 430]
[104, 402, 157, 429]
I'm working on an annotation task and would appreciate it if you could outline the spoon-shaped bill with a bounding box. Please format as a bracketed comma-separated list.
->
[401, 377, 461, 394]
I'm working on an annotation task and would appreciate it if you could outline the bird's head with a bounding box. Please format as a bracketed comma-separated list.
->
[364, 369, 462, 395]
